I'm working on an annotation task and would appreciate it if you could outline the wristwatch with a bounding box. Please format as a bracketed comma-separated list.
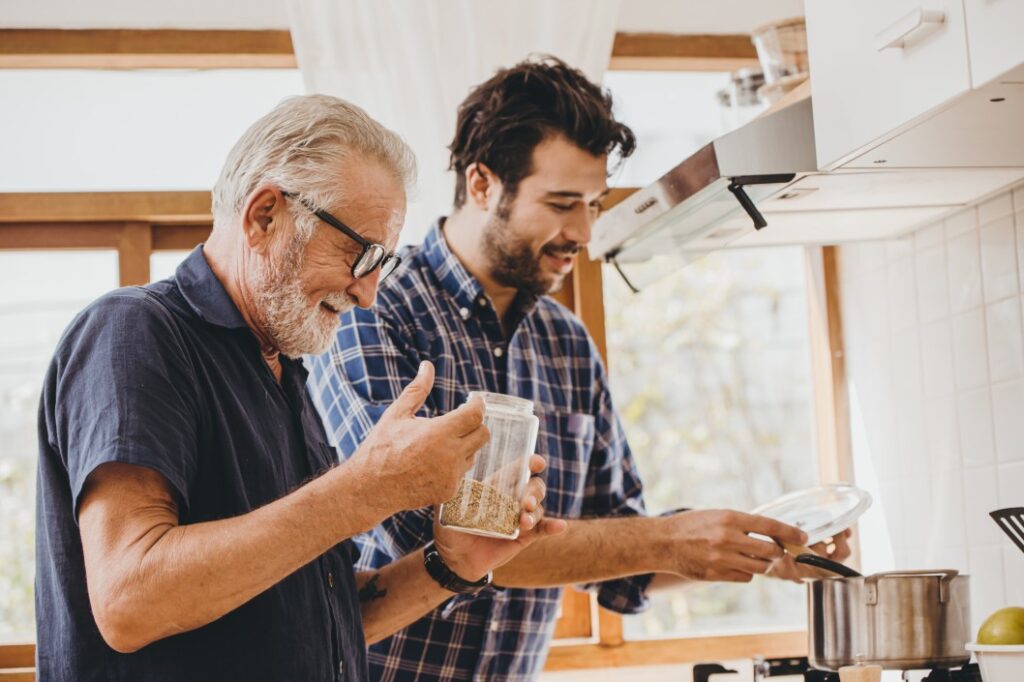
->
[422, 541, 492, 594]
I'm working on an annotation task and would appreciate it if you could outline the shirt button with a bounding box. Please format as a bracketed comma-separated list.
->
[459, 306, 470, 320]
[493, 347, 504, 358]
[338, 659, 344, 678]
[490, 620, 500, 632]
[327, 572, 334, 588]
[477, 297, 487, 307]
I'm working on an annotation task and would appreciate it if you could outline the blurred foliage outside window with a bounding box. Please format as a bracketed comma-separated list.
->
[602, 247, 819, 638]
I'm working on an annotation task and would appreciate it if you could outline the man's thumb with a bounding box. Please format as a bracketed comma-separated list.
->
[388, 361, 434, 417]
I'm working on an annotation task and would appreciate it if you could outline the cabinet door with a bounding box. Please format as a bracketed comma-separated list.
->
[964, 0, 1024, 87]
[806, 0, 971, 170]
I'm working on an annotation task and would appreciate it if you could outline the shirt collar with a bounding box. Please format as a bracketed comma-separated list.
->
[174, 245, 250, 330]
[421, 219, 541, 320]
[422, 219, 488, 312]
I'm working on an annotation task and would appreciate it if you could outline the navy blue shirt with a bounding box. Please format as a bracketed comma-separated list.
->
[35, 246, 366, 682]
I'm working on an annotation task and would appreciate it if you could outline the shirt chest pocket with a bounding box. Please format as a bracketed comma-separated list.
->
[536, 411, 595, 518]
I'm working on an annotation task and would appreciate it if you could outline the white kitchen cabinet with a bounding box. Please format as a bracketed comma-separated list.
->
[963, 0, 1024, 87]
[805, 0, 972, 170]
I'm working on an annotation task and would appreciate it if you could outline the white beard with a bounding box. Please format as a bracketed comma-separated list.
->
[252, 237, 355, 358]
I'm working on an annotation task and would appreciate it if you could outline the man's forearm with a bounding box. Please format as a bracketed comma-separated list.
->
[86, 459, 394, 652]
[356, 550, 459, 644]
[491, 515, 668, 587]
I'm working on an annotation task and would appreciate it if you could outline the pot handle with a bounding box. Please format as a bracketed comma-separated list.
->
[864, 569, 959, 605]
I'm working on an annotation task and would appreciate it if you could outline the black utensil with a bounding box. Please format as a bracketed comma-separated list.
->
[990, 507, 1024, 554]
[794, 553, 862, 578]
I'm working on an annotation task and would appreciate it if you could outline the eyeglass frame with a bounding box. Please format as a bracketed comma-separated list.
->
[281, 190, 401, 281]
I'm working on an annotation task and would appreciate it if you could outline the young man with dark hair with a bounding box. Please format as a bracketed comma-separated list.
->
[307, 57, 845, 680]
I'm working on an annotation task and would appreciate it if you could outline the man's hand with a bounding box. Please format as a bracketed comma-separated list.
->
[432, 455, 567, 582]
[657, 510, 808, 582]
[767, 529, 854, 582]
[351, 361, 489, 511]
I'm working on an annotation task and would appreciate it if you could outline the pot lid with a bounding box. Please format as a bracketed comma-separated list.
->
[750, 484, 872, 545]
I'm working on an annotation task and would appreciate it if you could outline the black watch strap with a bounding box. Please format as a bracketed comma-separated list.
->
[422, 541, 492, 594]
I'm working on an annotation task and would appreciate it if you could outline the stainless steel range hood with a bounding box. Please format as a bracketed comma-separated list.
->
[589, 97, 814, 272]
[591, 81, 1024, 290]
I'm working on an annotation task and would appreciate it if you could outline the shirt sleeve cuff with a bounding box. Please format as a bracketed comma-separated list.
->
[594, 571, 656, 614]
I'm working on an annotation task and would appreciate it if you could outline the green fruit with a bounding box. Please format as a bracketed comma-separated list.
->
[978, 606, 1024, 645]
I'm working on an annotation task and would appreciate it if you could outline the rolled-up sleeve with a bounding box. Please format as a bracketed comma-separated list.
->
[49, 293, 201, 518]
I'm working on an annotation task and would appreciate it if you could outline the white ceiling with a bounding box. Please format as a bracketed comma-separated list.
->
[1, 0, 806, 34]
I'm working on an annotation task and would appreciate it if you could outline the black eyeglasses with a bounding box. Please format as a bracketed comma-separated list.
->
[282, 191, 401, 281]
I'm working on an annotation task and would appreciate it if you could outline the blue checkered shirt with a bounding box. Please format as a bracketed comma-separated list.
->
[306, 221, 652, 681]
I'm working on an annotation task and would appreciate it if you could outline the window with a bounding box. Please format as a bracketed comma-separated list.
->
[602, 71, 732, 188]
[151, 250, 193, 282]
[0, 250, 119, 638]
[0, 69, 304, 192]
[602, 246, 818, 638]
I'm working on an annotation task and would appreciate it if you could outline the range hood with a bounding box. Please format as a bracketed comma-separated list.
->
[591, 83, 1024, 290]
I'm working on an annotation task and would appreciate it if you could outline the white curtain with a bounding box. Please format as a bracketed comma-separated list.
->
[286, 0, 622, 245]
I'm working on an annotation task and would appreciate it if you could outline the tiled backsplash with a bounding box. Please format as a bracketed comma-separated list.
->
[840, 181, 1024, 631]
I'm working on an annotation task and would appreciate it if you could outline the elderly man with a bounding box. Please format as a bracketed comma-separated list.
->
[307, 58, 850, 680]
[35, 94, 562, 682]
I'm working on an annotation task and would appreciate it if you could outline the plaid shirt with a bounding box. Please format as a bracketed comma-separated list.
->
[306, 221, 652, 681]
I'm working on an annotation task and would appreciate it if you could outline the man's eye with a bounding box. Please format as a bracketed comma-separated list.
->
[549, 203, 574, 213]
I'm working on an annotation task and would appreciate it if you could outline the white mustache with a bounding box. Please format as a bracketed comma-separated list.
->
[321, 294, 356, 313]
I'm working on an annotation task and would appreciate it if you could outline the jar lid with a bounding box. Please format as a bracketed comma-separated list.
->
[750, 484, 872, 545]
[467, 391, 535, 415]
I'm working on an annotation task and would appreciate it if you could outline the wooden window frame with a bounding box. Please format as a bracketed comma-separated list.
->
[0, 29, 758, 73]
[0, 28, 850, 672]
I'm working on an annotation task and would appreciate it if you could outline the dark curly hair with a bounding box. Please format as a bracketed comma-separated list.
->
[448, 55, 636, 209]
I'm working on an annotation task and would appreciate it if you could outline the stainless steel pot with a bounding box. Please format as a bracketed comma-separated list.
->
[807, 569, 971, 671]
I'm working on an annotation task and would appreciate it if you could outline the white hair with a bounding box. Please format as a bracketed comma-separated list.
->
[212, 93, 416, 239]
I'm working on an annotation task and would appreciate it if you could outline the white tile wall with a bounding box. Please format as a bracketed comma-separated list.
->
[986, 297, 1024, 382]
[841, 181, 1024, 630]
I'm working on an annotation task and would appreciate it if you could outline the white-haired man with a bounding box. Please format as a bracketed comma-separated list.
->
[35, 94, 564, 682]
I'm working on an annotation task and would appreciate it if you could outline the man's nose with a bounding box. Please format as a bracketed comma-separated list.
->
[347, 271, 380, 309]
[562, 209, 595, 247]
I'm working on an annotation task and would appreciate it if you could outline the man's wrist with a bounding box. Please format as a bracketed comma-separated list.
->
[423, 542, 491, 593]
[434, 541, 489, 583]
[329, 457, 396, 529]
[648, 514, 680, 572]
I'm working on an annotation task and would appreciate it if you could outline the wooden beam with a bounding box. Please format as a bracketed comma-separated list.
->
[152, 224, 212, 250]
[0, 644, 33, 670]
[118, 221, 152, 286]
[805, 246, 860, 570]
[0, 222, 123, 249]
[0, 192, 211, 224]
[0, 29, 757, 72]
[545, 630, 806, 671]
[805, 246, 853, 483]
[552, 591, 594, 640]
[0, 29, 296, 69]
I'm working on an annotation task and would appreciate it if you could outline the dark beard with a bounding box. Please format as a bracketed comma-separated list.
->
[480, 198, 566, 298]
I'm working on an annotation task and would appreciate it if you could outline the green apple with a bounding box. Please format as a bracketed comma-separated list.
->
[978, 606, 1024, 645]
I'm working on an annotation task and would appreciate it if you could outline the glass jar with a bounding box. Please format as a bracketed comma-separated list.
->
[439, 391, 539, 539]
[750, 17, 808, 84]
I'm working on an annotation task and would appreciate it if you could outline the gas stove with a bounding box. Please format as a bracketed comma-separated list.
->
[690, 657, 982, 682]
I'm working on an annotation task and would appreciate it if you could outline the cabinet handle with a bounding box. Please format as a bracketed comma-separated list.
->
[874, 7, 946, 51]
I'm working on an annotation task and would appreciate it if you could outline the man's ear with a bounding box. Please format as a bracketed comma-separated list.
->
[464, 163, 502, 212]
[241, 185, 287, 254]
